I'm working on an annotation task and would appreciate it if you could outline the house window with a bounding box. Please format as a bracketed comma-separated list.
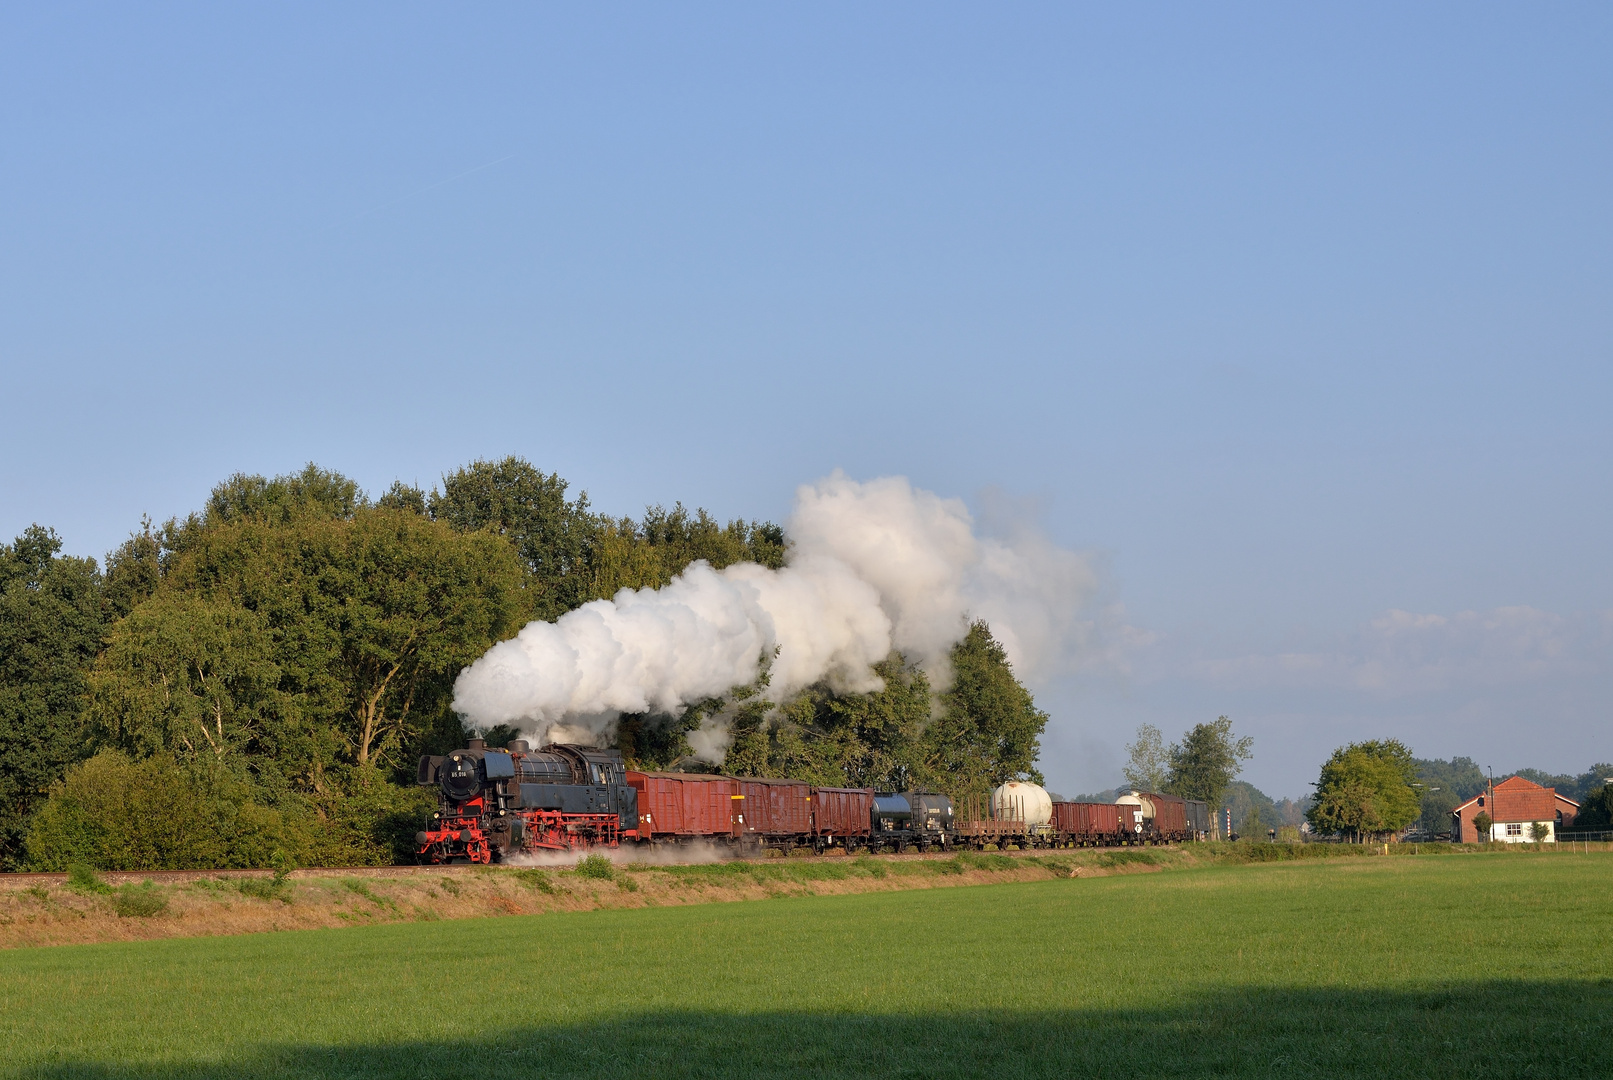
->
[1506, 823, 1522, 836]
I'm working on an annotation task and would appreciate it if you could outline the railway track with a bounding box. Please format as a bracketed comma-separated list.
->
[0, 843, 1131, 889]
[0, 865, 486, 888]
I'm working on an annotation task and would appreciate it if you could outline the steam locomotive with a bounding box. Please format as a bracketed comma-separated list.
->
[416, 739, 637, 864]
[415, 738, 1206, 864]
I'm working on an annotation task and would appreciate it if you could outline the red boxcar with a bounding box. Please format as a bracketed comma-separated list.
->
[732, 778, 812, 837]
[1143, 792, 1188, 837]
[626, 772, 740, 839]
[1050, 801, 1085, 835]
[1052, 802, 1130, 838]
[810, 787, 874, 838]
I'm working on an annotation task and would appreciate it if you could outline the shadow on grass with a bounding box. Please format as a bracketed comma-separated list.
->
[23, 981, 1613, 1080]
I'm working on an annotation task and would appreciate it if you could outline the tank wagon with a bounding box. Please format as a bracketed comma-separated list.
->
[416, 741, 1212, 864]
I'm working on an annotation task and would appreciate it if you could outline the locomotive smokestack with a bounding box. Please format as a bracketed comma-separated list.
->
[467, 738, 486, 751]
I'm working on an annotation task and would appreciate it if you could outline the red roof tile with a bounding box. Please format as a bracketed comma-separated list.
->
[1454, 776, 1560, 823]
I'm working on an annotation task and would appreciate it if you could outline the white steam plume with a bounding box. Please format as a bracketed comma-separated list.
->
[451, 472, 1097, 749]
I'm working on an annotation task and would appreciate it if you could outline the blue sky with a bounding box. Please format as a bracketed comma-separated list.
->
[3, 4, 1609, 798]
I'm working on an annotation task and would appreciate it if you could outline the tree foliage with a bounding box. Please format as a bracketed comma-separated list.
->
[1165, 716, 1252, 810]
[5, 458, 1053, 870]
[718, 654, 933, 790]
[715, 622, 1048, 807]
[1410, 756, 1485, 833]
[424, 457, 787, 621]
[88, 594, 289, 765]
[0, 527, 107, 868]
[133, 507, 528, 771]
[1574, 782, 1613, 831]
[1307, 740, 1421, 840]
[22, 749, 432, 870]
[25, 750, 312, 871]
[205, 464, 365, 527]
[921, 621, 1047, 801]
[428, 457, 598, 620]
[591, 504, 786, 598]
[1222, 780, 1307, 833]
[1122, 724, 1170, 792]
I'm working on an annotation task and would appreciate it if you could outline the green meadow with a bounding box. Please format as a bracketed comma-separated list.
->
[2, 853, 1609, 1079]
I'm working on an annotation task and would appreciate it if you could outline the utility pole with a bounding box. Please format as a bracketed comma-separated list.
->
[1487, 766, 1496, 843]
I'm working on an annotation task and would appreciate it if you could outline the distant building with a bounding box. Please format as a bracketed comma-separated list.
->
[1450, 776, 1579, 843]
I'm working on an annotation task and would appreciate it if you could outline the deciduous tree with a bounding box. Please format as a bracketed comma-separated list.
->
[1166, 716, 1253, 810]
[0, 526, 107, 868]
[1307, 740, 1421, 840]
[723, 655, 934, 790]
[429, 457, 600, 620]
[162, 507, 527, 770]
[1122, 724, 1170, 792]
[921, 622, 1048, 803]
[205, 464, 365, 527]
[23, 750, 314, 871]
[87, 595, 296, 767]
[1572, 783, 1613, 831]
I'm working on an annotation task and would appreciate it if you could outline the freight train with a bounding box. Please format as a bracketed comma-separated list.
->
[415, 738, 1210, 864]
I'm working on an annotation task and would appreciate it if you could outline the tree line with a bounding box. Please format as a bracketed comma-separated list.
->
[1120, 715, 1255, 814]
[0, 459, 1048, 870]
[1122, 720, 1612, 841]
[1307, 744, 1613, 840]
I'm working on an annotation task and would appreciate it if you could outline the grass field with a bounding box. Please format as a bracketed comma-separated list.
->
[2, 853, 1609, 1079]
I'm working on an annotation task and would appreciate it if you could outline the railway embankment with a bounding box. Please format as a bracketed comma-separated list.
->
[2, 841, 1605, 949]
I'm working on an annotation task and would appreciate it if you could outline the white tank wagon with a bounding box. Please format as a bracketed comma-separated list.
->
[991, 781, 1053, 828]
